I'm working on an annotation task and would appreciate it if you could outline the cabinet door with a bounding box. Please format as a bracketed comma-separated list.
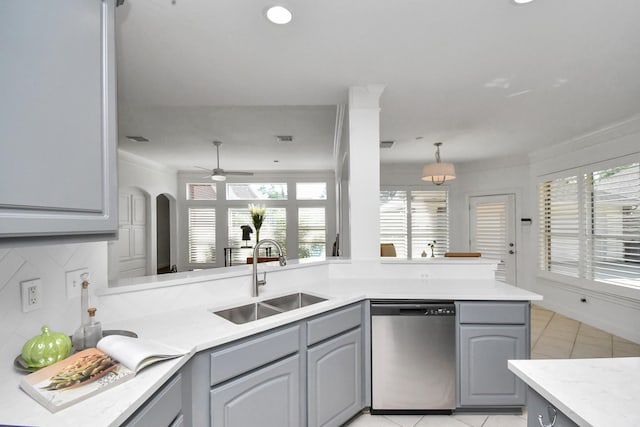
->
[308, 328, 362, 427]
[211, 354, 300, 427]
[0, 0, 117, 239]
[459, 325, 527, 406]
[123, 374, 183, 427]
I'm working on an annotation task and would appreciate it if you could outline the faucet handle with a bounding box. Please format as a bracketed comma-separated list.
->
[257, 271, 267, 286]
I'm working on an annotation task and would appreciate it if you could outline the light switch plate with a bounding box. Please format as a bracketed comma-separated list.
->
[66, 268, 89, 299]
[21, 279, 43, 312]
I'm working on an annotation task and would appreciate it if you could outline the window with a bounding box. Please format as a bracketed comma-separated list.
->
[538, 176, 580, 277]
[226, 183, 287, 200]
[181, 174, 333, 268]
[380, 190, 449, 258]
[299, 207, 326, 258]
[186, 183, 216, 200]
[539, 162, 640, 287]
[296, 182, 327, 200]
[228, 207, 287, 264]
[188, 208, 216, 263]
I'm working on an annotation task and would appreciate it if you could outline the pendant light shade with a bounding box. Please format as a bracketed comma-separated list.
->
[421, 142, 456, 185]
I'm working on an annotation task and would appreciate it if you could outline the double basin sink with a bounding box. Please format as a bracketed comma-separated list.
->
[213, 292, 327, 325]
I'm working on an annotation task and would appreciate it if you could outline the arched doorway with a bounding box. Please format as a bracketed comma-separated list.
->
[156, 193, 173, 274]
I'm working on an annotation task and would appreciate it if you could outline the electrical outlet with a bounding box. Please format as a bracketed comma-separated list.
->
[21, 279, 43, 312]
[66, 268, 89, 299]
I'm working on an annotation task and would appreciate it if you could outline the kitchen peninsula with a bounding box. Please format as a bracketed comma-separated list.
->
[509, 357, 640, 427]
[1, 259, 541, 426]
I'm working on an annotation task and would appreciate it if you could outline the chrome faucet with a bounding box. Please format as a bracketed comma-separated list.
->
[252, 239, 287, 297]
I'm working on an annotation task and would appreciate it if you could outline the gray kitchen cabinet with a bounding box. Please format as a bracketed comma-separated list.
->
[527, 387, 578, 427]
[457, 301, 530, 408]
[307, 304, 364, 427]
[308, 328, 362, 427]
[0, 0, 118, 242]
[208, 324, 302, 427]
[122, 373, 183, 427]
[210, 354, 300, 427]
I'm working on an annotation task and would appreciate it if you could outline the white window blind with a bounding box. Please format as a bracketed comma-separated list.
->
[380, 191, 408, 257]
[188, 208, 216, 263]
[380, 190, 449, 258]
[473, 201, 507, 282]
[228, 207, 287, 264]
[588, 163, 640, 285]
[539, 162, 640, 288]
[411, 191, 449, 258]
[539, 176, 580, 278]
[298, 207, 326, 258]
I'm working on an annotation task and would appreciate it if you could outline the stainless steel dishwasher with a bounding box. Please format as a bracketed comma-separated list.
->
[371, 301, 456, 414]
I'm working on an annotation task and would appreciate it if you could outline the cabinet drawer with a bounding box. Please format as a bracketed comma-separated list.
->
[307, 304, 362, 346]
[124, 374, 182, 427]
[210, 324, 300, 386]
[458, 301, 528, 324]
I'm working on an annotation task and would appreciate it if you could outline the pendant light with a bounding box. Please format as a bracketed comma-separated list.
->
[421, 142, 456, 185]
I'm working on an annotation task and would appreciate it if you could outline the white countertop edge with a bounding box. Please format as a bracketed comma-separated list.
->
[508, 360, 590, 427]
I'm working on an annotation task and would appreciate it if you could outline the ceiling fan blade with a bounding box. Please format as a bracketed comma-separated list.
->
[195, 166, 212, 171]
[224, 171, 254, 176]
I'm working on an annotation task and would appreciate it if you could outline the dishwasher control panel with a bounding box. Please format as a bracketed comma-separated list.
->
[423, 306, 455, 316]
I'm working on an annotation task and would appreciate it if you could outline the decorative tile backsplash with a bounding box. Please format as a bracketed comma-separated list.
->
[0, 242, 108, 371]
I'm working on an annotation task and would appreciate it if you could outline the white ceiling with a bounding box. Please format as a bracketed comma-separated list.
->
[116, 0, 640, 172]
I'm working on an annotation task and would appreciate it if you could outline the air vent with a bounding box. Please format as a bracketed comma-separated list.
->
[275, 135, 294, 143]
[125, 136, 149, 143]
[380, 140, 395, 149]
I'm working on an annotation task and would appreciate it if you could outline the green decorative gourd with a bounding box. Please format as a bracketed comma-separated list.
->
[21, 325, 72, 368]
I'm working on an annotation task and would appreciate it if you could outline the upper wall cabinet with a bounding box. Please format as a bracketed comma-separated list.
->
[0, 0, 118, 243]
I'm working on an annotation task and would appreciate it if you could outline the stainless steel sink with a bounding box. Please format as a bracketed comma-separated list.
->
[214, 302, 281, 324]
[213, 292, 328, 325]
[261, 292, 327, 311]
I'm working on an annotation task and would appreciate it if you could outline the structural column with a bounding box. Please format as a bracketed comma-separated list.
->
[347, 85, 385, 262]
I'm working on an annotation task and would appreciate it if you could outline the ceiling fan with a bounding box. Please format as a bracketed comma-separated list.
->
[196, 140, 254, 181]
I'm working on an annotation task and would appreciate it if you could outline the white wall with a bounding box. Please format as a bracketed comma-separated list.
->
[112, 151, 178, 280]
[0, 242, 108, 370]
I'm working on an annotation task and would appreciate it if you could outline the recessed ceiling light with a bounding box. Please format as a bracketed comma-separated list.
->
[266, 6, 293, 25]
[512, 0, 534, 4]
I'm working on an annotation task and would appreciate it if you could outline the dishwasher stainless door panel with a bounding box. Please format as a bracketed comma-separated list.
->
[371, 303, 456, 412]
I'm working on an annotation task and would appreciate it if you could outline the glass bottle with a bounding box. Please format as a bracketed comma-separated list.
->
[83, 307, 102, 348]
[80, 272, 90, 326]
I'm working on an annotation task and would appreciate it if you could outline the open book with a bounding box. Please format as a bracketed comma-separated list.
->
[20, 335, 184, 413]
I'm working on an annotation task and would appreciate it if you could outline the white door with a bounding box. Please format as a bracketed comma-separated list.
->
[469, 194, 516, 284]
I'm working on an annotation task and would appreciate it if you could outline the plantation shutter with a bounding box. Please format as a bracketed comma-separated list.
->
[411, 191, 449, 258]
[298, 207, 326, 258]
[188, 208, 216, 263]
[472, 201, 507, 281]
[228, 207, 287, 264]
[379, 191, 408, 257]
[539, 176, 580, 278]
[588, 163, 640, 284]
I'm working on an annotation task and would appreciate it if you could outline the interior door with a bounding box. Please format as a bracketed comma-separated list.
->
[469, 194, 516, 284]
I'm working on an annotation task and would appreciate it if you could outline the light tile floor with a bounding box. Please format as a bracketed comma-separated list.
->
[347, 305, 640, 427]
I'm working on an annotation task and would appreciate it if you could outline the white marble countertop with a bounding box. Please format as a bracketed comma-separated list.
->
[1, 275, 541, 427]
[509, 357, 640, 427]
